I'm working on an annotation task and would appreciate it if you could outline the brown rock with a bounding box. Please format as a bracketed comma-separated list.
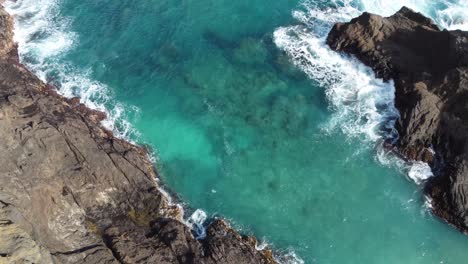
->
[0, 4, 277, 264]
[327, 7, 468, 232]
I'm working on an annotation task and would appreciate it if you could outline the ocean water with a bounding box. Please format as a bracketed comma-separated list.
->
[5, 0, 468, 263]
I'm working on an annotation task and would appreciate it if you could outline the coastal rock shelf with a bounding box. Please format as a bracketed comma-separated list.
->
[327, 7, 468, 232]
[0, 4, 275, 264]
[2, 0, 468, 262]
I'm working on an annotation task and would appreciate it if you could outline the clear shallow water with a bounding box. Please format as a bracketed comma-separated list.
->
[5, 0, 468, 263]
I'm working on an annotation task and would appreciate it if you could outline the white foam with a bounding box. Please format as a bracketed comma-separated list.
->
[360, 0, 432, 17]
[362, 0, 468, 31]
[4, 0, 139, 140]
[376, 146, 434, 185]
[5, 0, 75, 60]
[187, 209, 208, 239]
[361, 0, 468, 31]
[295, 0, 468, 31]
[273, 1, 453, 262]
[274, 0, 468, 188]
[6, 0, 462, 262]
[435, 3, 468, 31]
[3, 1, 262, 253]
[408, 161, 434, 184]
[424, 195, 434, 209]
[273, 24, 399, 142]
[4, 0, 206, 248]
[255, 240, 269, 251]
[274, 250, 305, 264]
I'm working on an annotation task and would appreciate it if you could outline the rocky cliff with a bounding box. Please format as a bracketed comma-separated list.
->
[327, 7, 468, 232]
[0, 4, 276, 264]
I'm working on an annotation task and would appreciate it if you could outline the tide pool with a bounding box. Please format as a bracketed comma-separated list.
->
[5, 0, 468, 263]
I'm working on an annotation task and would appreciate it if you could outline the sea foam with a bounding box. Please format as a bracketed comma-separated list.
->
[3, 2, 293, 261]
[272, 0, 467, 185]
[187, 209, 208, 239]
[6, 0, 465, 263]
[273, 1, 400, 146]
[4, 0, 139, 140]
[359, 0, 468, 30]
[5, 0, 198, 244]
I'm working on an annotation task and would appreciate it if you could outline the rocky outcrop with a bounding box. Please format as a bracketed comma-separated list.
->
[327, 7, 468, 232]
[0, 4, 276, 264]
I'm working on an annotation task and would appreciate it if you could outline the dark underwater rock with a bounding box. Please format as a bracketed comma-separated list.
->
[327, 7, 468, 232]
[0, 3, 275, 263]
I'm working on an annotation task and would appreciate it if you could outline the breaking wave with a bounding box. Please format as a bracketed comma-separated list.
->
[5, 0, 467, 263]
[3, 1, 305, 263]
[273, 0, 466, 185]
[4, 0, 139, 140]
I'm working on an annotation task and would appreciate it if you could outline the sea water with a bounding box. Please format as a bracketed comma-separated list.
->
[5, 0, 468, 263]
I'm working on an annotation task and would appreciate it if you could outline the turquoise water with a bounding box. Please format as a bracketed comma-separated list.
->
[6, 0, 468, 263]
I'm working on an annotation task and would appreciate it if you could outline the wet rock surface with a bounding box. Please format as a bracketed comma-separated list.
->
[327, 7, 468, 232]
[0, 4, 275, 264]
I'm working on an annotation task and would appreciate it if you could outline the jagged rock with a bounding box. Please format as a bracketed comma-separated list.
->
[0, 4, 276, 264]
[327, 7, 468, 232]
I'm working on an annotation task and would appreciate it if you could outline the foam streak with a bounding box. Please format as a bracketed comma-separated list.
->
[272, 0, 466, 184]
[5, 0, 139, 140]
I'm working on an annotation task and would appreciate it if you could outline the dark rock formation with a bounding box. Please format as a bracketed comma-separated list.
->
[0, 4, 276, 264]
[327, 7, 468, 232]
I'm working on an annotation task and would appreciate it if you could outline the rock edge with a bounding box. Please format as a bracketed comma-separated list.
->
[0, 3, 276, 264]
[327, 7, 468, 232]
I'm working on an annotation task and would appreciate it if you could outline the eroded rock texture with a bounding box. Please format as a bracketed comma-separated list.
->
[0, 5, 275, 264]
[327, 7, 468, 231]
